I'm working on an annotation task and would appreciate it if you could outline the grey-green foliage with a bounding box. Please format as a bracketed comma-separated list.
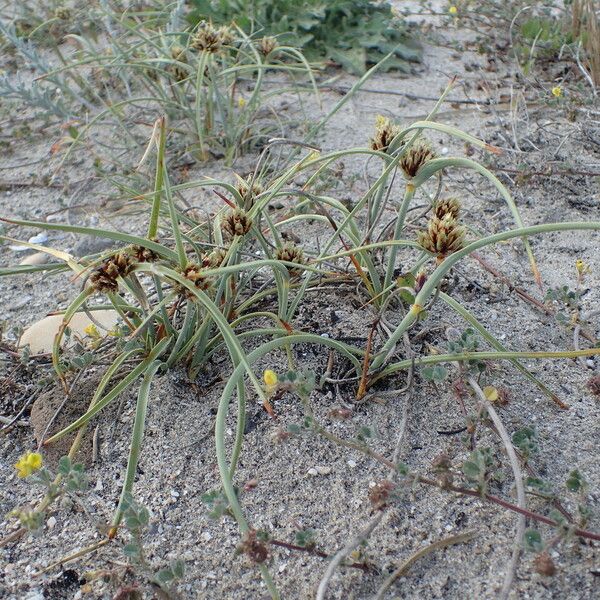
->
[188, 0, 421, 74]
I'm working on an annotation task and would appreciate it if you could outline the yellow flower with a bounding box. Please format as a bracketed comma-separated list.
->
[576, 259, 590, 275]
[15, 452, 43, 478]
[263, 369, 278, 387]
[84, 323, 99, 337]
[551, 86, 562, 98]
[483, 386, 499, 402]
[238, 97, 246, 108]
[410, 303, 424, 316]
[449, 6, 458, 15]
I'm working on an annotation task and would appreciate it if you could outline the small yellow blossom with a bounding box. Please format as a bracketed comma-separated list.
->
[449, 6, 458, 15]
[551, 86, 562, 98]
[15, 452, 43, 478]
[307, 150, 321, 162]
[263, 369, 278, 387]
[84, 323, 99, 337]
[483, 386, 499, 402]
[238, 97, 246, 108]
[410, 303, 424, 316]
[576, 259, 590, 276]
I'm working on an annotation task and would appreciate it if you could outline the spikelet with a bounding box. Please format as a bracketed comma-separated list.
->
[399, 138, 436, 179]
[190, 21, 232, 54]
[275, 242, 305, 276]
[89, 252, 134, 293]
[202, 247, 228, 269]
[370, 115, 400, 153]
[177, 263, 212, 299]
[221, 208, 253, 238]
[417, 214, 465, 261]
[433, 197, 461, 220]
[258, 36, 278, 57]
[235, 174, 263, 208]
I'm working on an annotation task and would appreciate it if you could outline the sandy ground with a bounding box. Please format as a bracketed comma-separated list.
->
[1, 2, 599, 599]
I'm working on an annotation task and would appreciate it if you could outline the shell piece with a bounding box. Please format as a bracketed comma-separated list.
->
[19, 310, 120, 353]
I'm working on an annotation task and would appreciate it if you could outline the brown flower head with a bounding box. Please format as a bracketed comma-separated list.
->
[275, 242, 305, 276]
[190, 21, 232, 53]
[177, 263, 212, 299]
[370, 115, 400, 153]
[222, 208, 253, 238]
[89, 252, 134, 293]
[417, 214, 465, 261]
[132, 244, 159, 263]
[258, 36, 278, 57]
[235, 174, 263, 209]
[202, 247, 228, 269]
[169, 45, 188, 82]
[399, 138, 436, 179]
[433, 197, 461, 220]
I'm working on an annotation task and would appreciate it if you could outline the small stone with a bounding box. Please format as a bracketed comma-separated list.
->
[201, 531, 212, 542]
[586, 359, 595, 368]
[307, 468, 318, 476]
[19, 252, 50, 266]
[8, 296, 33, 312]
[19, 310, 120, 353]
[347, 460, 357, 468]
[171, 490, 180, 498]
[28, 232, 48, 245]
[46, 516, 57, 529]
[315, 466, 332, 475]
[72, 236, 117, 257]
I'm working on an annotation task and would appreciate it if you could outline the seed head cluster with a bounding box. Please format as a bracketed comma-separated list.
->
[235, 175, 263, 208]
[222, 208, 253, 238]
[202, 247, 228, 269]
[418, 197, 465, 261]
[191, 21, 233, 53]
[89, 252, 134, 293]
[399, 138, 436, 179]
[433, 197, 461, 220]
[177, 263, 212, 299]
[169, 45, 188, 82]
[132, 244, 160, 263]
[258, 36, 278, 57]
[370, 115, 400, 153]
[275, 242, 305, 276]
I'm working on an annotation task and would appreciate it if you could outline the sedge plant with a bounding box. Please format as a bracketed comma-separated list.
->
[3, 82, 600, 597]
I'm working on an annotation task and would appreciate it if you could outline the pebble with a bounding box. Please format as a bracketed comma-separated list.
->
[586, 359, 595, 368]
[47, 516, 57, 529]
[171, 490, 180, 498]
[19, 252, 50, 266]
[72, 236, 117, 257]
[308, 466, 331, 476]
[201, 531, 212, 542]
[28, 232, 48, 245]
[347, 460, 357, 468]
[8, 295, 33, 311]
